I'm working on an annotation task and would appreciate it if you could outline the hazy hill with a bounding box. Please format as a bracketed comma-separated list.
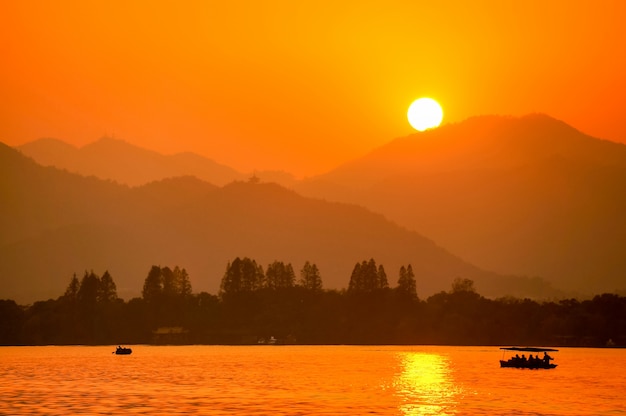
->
[17, 137, 248, 187]
[2, 142, 546, 304]
[296, 114, 626, 295]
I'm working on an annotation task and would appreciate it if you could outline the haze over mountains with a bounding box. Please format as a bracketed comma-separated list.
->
[7, 113, 626, 301]
[3, 142, 530, 304]
[297, 114, 626, 295]
[18, 137, 296, 187]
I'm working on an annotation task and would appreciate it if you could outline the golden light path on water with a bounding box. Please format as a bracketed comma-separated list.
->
[2, 346, 626, 414]
[393, 352, 465, 415]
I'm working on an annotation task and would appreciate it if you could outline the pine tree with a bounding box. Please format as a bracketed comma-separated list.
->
[378, 265, 389, 289]
[241, 258, 264, 291]
[142, 265, 164, 303]
[299, 261, 323, 291]
[366, 259, 378, 290]
[98, 270, 118, 303]
[78, 271, 100, 305]
[161, 266, 177, 298]
[397, 264, 417, 300]
[266, 261, 280, 290]
[220, 257, 265, 296]
[349, 259, 387, 293]
[283, 263, 295, 288]
[266, 261, 296, 289]
[348, 262, 363, 292]
[175, 266, 193, 298]
[63, 273, 80, 302]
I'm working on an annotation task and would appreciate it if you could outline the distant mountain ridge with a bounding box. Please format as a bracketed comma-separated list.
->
[6, 113, 625, 299]
[17, 137, 296, 187]
[296, 114, 626, 295]
[307, 114, 626, 185]
[1, 143, 542, 304]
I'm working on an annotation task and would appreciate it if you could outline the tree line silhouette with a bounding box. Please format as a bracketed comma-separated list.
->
[1, 257, 625, 346]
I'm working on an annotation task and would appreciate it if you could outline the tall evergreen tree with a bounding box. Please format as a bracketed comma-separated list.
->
[245, 258, 264, 291]
[266, 261, 295, 290]
[397, 264, 417, 300]
[406, 265, 416, 295]
[220, 257, 265, 296]
[142, 265, 164, 303]
[161, 266, 177, 298]
[266, 261, 280, 290]
[77, 271, 100, 306]
[220, 259, 240, 295]
[365, 259, 380, 291]
[348, 259, 387, 293]
[75, 271, 101, 342]
[63, 273, 80, 302]
[174, 266, 193, 298]
[348, 262, 363, 292]
[299, 261, 322, 291]
[282, 263, 295, 288]
[377, 265, 389, 290]
[98, 270, 118, 303]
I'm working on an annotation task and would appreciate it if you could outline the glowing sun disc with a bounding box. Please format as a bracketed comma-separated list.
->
[407, 98, 443, 131]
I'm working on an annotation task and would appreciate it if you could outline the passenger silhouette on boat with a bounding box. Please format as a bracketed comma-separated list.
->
[543, 351, 553, 364]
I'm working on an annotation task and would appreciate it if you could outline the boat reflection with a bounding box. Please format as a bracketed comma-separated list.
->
[394, 352, 462, 415]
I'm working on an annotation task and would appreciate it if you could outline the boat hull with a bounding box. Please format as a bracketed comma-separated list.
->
[115, 348, 132, 355]
[500, 360, 556, 369]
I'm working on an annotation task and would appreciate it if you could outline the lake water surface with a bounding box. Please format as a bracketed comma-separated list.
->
[1, 345, 624, 415]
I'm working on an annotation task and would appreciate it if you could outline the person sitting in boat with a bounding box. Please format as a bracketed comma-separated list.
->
[520, 354, 527, 365]
[543, 351, 553, 364]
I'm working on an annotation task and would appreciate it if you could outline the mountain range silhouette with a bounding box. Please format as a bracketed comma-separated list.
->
[2, 142, 533, 303]
[5, 113, 625, 302]
[297, 114, 626, 295]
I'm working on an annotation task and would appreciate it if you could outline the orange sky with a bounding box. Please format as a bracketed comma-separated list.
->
[1, 1, 625, 177]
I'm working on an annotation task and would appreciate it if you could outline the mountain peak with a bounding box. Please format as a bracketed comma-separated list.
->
[327, 113, 626, 183]
[296, 113, 626, 296]
[17, 138, 79, 167]
[17, 137, 245, 187]
[81, 136, 159, 157]
[20, 137, 78, 149]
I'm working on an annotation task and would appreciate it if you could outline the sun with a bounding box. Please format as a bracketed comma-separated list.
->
[407, 98, 443, 131]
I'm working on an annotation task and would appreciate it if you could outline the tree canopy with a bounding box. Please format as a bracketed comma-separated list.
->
[2, 258, 625, 347]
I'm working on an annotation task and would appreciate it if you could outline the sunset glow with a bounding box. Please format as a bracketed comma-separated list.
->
[1, 2, 625, 176]
[3, 5, 626, 416]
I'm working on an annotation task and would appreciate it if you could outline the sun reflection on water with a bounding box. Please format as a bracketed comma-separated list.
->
[394, 352, 463, 415]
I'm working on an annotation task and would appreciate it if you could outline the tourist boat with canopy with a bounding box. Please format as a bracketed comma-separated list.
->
[499, 347, 557, 369]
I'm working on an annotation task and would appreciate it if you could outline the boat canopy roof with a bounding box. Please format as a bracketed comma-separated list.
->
[500, 347, 559, 352]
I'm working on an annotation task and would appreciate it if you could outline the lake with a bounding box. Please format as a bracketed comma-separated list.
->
[1, 346, 624, 415]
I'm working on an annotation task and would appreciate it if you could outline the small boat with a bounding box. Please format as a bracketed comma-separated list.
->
[499, 347, 557, 369]
[114, 346, 132, 355]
